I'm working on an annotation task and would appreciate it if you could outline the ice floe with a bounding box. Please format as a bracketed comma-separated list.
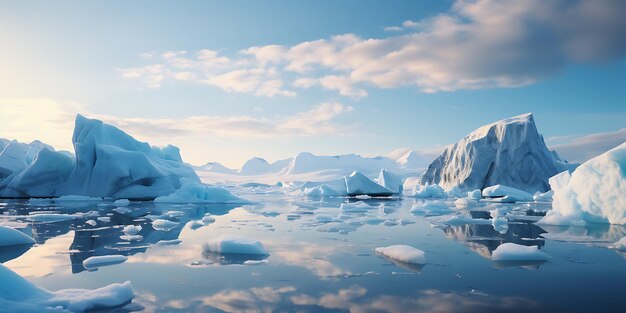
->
[83, 255, 128, 269]
[374, 245, 426, 264]
[0, 226, 35, 247]
[491, 243, 548, 261]
[482, 185, 533, 203]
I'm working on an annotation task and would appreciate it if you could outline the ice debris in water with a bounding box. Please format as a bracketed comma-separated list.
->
[491, 243, 548, 261]
[154, 178, 247, 204]
[374, 245, 426, 264]
[0, 226, 35, 247]
[482, 185, 533, 203]
[412, 183, 446, 199]
[83, 255, 128, 269]
[151, 219, 179, 231]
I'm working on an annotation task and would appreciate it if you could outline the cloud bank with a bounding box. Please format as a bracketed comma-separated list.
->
[120, 0, 626, 97]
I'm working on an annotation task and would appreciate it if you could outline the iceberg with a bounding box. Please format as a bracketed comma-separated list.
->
[538, 142, 626, 225]
[0, 263, 133, 312]
[203, 235, 268, 255]
[377, 169, 403, 194]
[482, 185, 533, 203]
[491, 243, 548, 261]
[63, 114, 200, 199]
[196, 161, 236, 174]
[0, 226, 35, 247]
[151, 219, 179, 231]
[237, 157, 291, 175]
[412, 183, 446, 199]
[154, 178, 247, 204]
[284, 152, 398, 177]
[345, 171, 395, 197]
[419, 113, 573, 194]
[374, 245, 426, 264]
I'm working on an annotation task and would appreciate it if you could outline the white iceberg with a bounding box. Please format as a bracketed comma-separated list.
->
[154, 178, 247, 204]
[114, 199, 130, 206]
[538, 142, 626, 225]
[482, 185, 533, 203]
[122, 225, 142, 236]
[533, 190, 554, 202]
[0, 226, 35, 247]
[0, 263, 133, 312]
[374, 245, 426, 264]
[467, 189, 482, 200]
[412, 183, 446, 199]
[345, 171, 395, 197]
[420, 113, 574, 194]
[491, 243, 548, 261]
[410, 200, 451, 214]
[63, 114, 200, 199]
[82, 255, 128, 269]
[377, 169, 403, 194]
[203, 235, 268, 255]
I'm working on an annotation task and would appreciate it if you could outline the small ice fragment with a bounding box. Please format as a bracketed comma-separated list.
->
[491, 243, 548, 261]
[82, 255, 128, 269]
[374, 245, 426, 264]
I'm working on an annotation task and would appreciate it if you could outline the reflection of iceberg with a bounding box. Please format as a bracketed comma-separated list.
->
[441, 222, 546, 260]
[202, 251, 269, 265]
[0, 244, 33, 263]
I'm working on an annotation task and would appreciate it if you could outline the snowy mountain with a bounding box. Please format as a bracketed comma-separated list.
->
[283, 152, 398, 176]
[237, 157, 292, 175]
[196, 162, 236, 174]
[394, 150, 430, 170]
[419, 113, 573, 193]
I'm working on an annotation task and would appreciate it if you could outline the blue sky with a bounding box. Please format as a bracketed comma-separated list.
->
[1, 0, 625, 167]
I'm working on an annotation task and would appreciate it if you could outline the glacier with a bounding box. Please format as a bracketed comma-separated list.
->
[538, 141, 626, 225]
[419, 113, 574, 194]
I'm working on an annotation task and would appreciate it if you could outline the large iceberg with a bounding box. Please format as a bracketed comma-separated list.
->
[377, 169, 403, 194]
[419, 113, 574, 193]
[237, 157, 291, 175]
[62, 114, 200, 199]
[538, 141, 626, 225]
[0, 139, 74, 198]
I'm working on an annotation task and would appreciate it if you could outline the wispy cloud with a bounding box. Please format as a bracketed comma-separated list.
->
[550, 128, 626, 163]
[119, 0, 626, 97]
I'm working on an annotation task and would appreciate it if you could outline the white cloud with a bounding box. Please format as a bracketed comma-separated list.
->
[120, 0, 626, 97]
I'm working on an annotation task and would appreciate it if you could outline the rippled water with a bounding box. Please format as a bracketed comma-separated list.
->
[1, 190, 625, 312]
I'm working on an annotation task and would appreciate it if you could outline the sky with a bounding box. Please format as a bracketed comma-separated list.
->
[1, 0, 625, 168]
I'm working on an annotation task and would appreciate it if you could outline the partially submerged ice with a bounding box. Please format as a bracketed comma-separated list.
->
[305, 171, 398, 197]
[0, 226, 35, 247]
[491, 243, 548, 261]
[0, 263, 133, 312]
[482, 185, 533, 203]
[419, 113, 574, 194]
[374, 245, 426, 264]
[539, 141, 626, 225]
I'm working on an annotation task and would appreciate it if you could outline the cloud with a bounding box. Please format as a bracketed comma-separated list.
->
[120, 0, 626, 97]
[549, 128, 626, 163]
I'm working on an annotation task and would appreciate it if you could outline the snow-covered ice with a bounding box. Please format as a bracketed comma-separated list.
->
[377, 169, 404, 194]
[0, 263, 133, 312]
[151, 219, 179, 231]
[374, 245, 426, 264]
[345, 171, 395, 197]
[412, 183, 446, 199]
[122, 225, 142, 236]
[491, 243, 548, 261]
[538, 141, 626, 225]
[203, 235, 268, 255]
[482, 185, 533, 203]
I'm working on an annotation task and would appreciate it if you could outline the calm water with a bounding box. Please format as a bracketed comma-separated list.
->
[1, 189, 625, 313]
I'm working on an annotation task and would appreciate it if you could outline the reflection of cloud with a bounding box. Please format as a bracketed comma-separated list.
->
[549, 128, 626, 163]
[291, 287, 539, 313]
[4, 231, 75, 277]
[271, 243, 348, 278]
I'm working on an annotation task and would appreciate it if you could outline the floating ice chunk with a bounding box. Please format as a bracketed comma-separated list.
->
[374, 245, 426, 264]
[202, 214, 216, 224]
[0, 226, 35, 246]
[122, 225, 142, 236]
[120, 235, 143, 242]
[185, 220, 204, 230]
[412, 183, 446, 199]
[454, 198, 476, 208]
[305, 184, 343, 198]
[203, 235, 268, 255]
[28, 213, 75, 223]
[345, 171, 395, 197]
[533, 190, 553, 202]
[85, 220, 97, 226]
[113, 207, 131, 214]
[491, 243, 548, 261]
[378, 169, 403, 194]
[539, 142, 626, 225]
[410, 200, 450, 214]
[0, 263, 133, 312]
[492, 217, 509, 234]
[482, 185, 533, 202]
[164, 210, 185, 217]
[152, 219, 179, 231]
[610, 237, 626, 251]
[82, 255, 128, 269]
[468, 189, 482, 200]
[340, 201, 373, 212]
[114, 199, 130, 206]
[97, 217, 111, 223]
[154, 178, 248, 204]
